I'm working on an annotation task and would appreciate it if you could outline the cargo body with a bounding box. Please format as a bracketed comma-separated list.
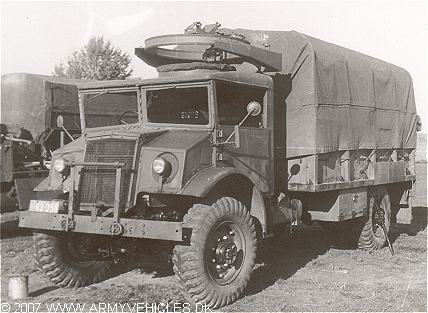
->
[19, 23, 418, 308]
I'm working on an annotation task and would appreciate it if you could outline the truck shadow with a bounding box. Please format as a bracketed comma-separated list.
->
[245, 225, 331, 296]
[118, 241, 176, 278]
[245, 206, 427, 297]
[389, 206, 427, 242]
[123, 207, 427, 295]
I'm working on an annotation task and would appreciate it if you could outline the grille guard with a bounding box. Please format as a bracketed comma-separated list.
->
[80, 138, 138, 210]
[66, 161, 125, 232]
[21, 160, 185, 241]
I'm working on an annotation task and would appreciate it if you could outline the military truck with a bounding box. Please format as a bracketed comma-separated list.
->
[19, 23, 418, 308]
[1, 73, 83, 209]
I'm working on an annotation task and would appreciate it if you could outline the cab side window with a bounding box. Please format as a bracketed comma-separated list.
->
[216, 82, 265, 127]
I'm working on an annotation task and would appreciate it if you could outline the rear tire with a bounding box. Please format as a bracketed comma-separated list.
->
[173, 197, 257, 308]
[358, 186, 391, 251]
[34, 232, 113, 287]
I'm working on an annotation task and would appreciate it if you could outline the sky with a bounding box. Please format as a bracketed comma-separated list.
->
[1, 1, 427, 129]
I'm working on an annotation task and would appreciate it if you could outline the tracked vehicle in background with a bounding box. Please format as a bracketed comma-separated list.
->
[19, 23, 419, 308]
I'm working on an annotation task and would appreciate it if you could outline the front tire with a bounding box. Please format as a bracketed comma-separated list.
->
[34, 232, 113, 287]
[173, 197, 257, 308]
[358, 186, 391, 251]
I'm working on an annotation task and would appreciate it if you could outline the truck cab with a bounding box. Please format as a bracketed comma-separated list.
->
[20, 62, 275, 308]
[25, 67, 274, 233]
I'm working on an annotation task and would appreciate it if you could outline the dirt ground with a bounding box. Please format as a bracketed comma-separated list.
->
[1, 165, 426, 312]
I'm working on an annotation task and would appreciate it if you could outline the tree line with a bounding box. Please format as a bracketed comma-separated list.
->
[54, 36, 132, 80]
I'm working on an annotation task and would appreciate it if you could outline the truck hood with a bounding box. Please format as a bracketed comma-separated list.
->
[143, 130, 211, 151]
[84, 126, 211, 150]
[84, 125, 167, 140]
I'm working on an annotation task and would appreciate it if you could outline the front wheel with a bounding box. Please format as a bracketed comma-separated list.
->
[358, 186, 391, 251]
[173, 197, 257, 308]
[34, 232, 113, 287]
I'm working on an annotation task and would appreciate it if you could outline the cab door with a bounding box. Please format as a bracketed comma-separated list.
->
[215, 81, 273, 193]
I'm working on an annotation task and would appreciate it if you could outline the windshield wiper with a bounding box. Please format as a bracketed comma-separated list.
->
[87, 91, 110, 103]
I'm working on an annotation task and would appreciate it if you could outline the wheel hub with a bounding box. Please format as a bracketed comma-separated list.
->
[374, 206, 385, 225]
[215, 235, 238, 266]
[208, 228, 242, 280]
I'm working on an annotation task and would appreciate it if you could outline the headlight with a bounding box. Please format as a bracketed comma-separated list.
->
[152, 157, 169, 174]
[54, 158, 66, 173]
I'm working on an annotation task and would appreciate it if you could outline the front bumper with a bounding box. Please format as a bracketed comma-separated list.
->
[19, 211, 184, 242]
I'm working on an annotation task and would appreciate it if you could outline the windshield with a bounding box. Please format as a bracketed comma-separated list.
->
[146, 86, 209, 125]
[83, 90, 139, 128]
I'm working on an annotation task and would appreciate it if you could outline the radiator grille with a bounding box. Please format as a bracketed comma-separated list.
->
[79, 138, 137, 208]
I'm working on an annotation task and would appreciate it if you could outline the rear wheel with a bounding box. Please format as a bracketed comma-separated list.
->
[173, 197, 257, 308]
[34, 232, 113, 287]
[358, 186, 391, 250]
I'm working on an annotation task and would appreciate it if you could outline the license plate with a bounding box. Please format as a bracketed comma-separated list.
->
[28, 200, 63, 213]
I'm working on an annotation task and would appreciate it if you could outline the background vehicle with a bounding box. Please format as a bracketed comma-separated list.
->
[19, 23, 419, 308]
[1, 73, 84, 210]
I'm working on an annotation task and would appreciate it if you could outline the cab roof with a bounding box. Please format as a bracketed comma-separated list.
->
[77, 70, 272, 91]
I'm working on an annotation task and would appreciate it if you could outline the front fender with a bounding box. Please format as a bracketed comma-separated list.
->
[181, 167, 267, 235]
[181, 167, 252, 197]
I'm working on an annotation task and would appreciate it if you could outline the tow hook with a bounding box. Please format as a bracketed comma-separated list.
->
[61, 218, 76, 230]
[373, 197, 394, 255]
